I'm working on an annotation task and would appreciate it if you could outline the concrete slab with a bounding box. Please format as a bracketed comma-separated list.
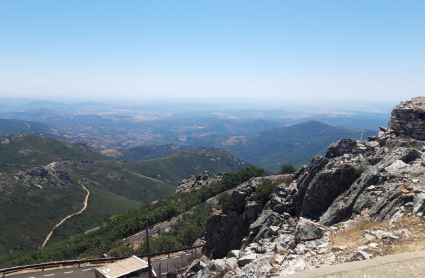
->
[282, 251, 425, 278]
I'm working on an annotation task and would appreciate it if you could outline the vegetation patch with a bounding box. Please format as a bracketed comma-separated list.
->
[255, 181, 275, 205]
[0, 166, 265, 268]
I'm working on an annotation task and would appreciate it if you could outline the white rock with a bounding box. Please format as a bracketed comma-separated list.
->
[227, 250, 241, 259]
[281, 257, 307, 275]
[384, 160, 408, 173]
[358, 250, 371, 259]
[237, 254, 256, 267]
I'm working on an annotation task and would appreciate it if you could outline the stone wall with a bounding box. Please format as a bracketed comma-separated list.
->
[389, 96, 425, 140]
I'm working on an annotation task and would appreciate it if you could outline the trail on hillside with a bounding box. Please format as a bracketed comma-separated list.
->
[126, 170, 165, 183]
[42, 182, 90, 247]
[23, 122, 31, 129]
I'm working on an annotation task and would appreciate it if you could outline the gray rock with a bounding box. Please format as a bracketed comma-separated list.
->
[183, 259, 207, 278]
[192, 258, 237, 278]
[376, 147, 421, 170]
[238, 253, 257, 267]
[368, 136, 378, 141]
[381, 232, 399, 239]
[271, 155, 329, 216]
[413, 193, 425, 217]
[325, 138, 359, 158]
[320, 171, 380, 226]
[175, 171, 216, 194]
[203, 178, 271, 259]
[280, 257, 308, 275]
[384, 160, 408, 173]
[226, 250, 241, 259]
[249, 210, 282, 242]
[358, 250, 371, 259]
[370, 185, 413, 221]
[300, 163, 359, 220]
[294, 217, 326, 243]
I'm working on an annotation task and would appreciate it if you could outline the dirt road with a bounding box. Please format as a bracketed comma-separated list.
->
[42, 183, 90, 247]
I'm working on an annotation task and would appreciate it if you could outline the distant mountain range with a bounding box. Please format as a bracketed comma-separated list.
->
[178, 121, 376, 172]
[0, 118, 377, 173]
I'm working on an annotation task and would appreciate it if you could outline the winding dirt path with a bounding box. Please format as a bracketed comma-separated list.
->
[42, 182, 90, 247]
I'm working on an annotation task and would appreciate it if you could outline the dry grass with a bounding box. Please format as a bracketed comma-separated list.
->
[331, 219, 376, 248]
[274, 175, 293, 187]
[330, 214, 425, 259]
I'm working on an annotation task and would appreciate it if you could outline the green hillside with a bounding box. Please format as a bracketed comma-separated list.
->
[0, 134, 250, 256]
[221, 121, 377, 172]
[0, 166, 266, 268]
[0, 119, 61, 138]
[117, 144, 199, 161]
[123, 148, 250, 185]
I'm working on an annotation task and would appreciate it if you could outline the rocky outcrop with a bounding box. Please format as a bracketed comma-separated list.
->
[20, 166, 74, 188]
[202, 177, 266, 258]
[175, 171, 228, 194]
[194, 98, 425, 278]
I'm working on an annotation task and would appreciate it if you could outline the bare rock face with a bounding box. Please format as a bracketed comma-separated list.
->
[202, 177, 266, 258]
[300, 163, 359, 220]
[248, 210, 285, 244]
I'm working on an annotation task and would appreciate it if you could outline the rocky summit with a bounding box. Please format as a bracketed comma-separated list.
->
[174, 171, 228, 194]
[183, 97, 425, 278]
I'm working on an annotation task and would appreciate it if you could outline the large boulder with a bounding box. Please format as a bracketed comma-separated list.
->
[325, 138, 359, 158]
[183, 259, 207, 278]
[248, 210, 283, 243]
[294, 217, 326, 243]
[300, 163, 359, 220]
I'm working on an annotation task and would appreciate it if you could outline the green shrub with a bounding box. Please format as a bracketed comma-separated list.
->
[217, 192, 230, 207]
[255, 181, 275, 205]
[278, 164, 296, 174]
[355, 166, 367, 175]
[407, 141, 422, 150]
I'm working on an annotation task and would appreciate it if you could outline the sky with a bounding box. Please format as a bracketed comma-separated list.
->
[0, 0, 424, 102]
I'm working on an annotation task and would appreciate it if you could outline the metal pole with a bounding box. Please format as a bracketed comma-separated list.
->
[159, 259, 163, 278]
[146, 217, 152, 278]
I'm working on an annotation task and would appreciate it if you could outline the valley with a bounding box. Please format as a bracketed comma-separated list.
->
[0, 133, 247, 257]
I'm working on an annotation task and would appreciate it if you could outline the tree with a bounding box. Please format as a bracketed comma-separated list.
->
[217, 192, 230, 207]
[278, 164, 296, 174]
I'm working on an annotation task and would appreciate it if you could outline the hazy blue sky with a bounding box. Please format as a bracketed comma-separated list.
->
[0, 1, 424, 102]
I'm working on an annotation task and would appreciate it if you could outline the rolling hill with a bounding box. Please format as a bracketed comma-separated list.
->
[216, 121, 377, 172]
[116, 144, 200, 161]
[0, 133, 248, 255]
[0, 119, 62, 138]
